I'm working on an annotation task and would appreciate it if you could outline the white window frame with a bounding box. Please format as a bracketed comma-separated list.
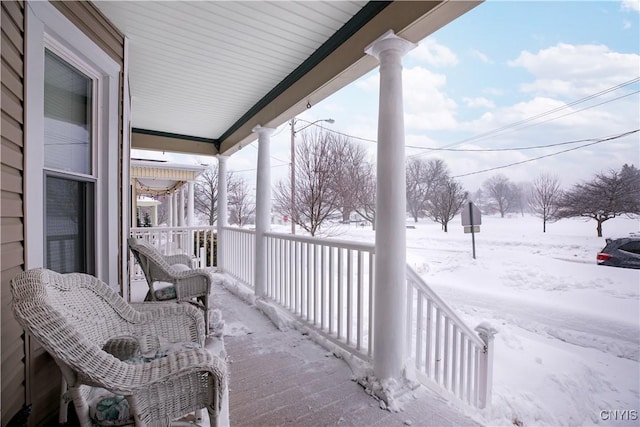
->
[25, 1, 121, 286]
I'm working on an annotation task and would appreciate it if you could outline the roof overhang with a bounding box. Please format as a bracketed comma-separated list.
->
[97, 1, 482, 157]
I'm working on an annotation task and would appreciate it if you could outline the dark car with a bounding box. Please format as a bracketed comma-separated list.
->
[597, 236, 640, 269]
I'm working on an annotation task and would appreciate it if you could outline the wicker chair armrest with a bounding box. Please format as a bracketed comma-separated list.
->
[164, 254, 192, 267]
[89, 349, 227, 407]
[171, 270, 212, 300]
[128, 302, 205, 344]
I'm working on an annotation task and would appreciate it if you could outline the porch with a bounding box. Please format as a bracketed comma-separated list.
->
[130, 222, 494, 423]
[130, 269, 482, 427]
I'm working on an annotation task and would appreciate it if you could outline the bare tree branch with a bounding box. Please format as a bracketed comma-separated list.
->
[530, 174, 561, 232]
[556, 164, 640, 236]
[482, 174, 519, 218]
[228, 177, 255, 226]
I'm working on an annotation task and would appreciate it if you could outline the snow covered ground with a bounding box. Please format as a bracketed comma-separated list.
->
[323, 214, 640, 427]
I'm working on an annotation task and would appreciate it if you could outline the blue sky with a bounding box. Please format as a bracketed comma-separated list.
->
[135, 0, 640, 192]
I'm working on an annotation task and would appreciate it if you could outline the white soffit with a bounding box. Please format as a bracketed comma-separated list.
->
[94, 1, 367, 140]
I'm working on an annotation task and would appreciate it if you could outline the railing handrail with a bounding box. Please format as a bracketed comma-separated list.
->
[221, 226, 256, 235]
[406, 266, 484, 349]
[132, 225, 216, 232]
[265, 231, 376, 253]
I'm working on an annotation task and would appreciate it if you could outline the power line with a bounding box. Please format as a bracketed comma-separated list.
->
[451, 129, 639, 178]
[435, 77, 640, 150]
[409, 136, 613, 152]
[290, 78, 638, 155]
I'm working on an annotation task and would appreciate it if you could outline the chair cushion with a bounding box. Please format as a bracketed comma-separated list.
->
[152, 264, 192, 300]
[90, 341, 203, 425]
[153, 285, 176, 300]
[89, 389, 131, 426]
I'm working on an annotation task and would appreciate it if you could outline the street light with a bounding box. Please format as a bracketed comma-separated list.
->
[290, 117, 335, 234]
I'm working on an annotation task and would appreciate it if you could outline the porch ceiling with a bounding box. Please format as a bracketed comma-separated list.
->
[94, 1, 481, 156]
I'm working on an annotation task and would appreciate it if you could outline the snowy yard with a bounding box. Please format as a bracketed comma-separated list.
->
[322, 214, 639, 427]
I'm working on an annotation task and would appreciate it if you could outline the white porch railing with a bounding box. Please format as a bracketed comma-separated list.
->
[219, 227, 255, 286]
[265, 232, 375, 360]
[213, 227, 495, 409]
[130, 226, 217, 269]
[406, 266, 494, 408]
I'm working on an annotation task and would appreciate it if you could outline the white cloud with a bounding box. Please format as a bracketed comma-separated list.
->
[409, 38, 458, 67]
[509, 43, 640, 97]
[469, 49, 493, 64]
[355, 66, 459, 131]
[403, 67, 459, 131]
[463, 97, 496, 109]
[621, 0, 640, 12]
[484, 87, 506, 97]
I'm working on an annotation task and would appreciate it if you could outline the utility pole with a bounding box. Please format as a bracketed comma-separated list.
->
[290, 118, 296, 234]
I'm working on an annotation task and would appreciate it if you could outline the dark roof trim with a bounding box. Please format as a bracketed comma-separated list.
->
[132, 128, 219, 146]
[218, 1, 392, 143]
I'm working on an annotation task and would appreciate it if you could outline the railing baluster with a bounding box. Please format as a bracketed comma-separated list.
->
[426, 299, 433, 378]
[288, 240, 293, 310]
[459, 335, 466, 399]
[416, 291, 423, 371]
[444, 317, 451, 391]
[337, 248, 343, 340]
[346, 249, 353, 346]
[452, 325, 458, 396]
[306, 243, 311, 321]
[314, 244, 319, 326]
[321, 245, 326, 331]
[357, 251, 363, 351]
[435, 308, 442, 384]
[368, 252, 374, 358]
[329, 247, 334, 335]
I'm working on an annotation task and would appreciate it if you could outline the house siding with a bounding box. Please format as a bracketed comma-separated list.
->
[1, 1, 27, 424]
[1, 1, 125, 424]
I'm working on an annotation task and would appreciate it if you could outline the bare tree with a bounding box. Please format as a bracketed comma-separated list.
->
[228, 177, 255, 226]
[406, 158, 447, 222]
[273, 128, 342, 236]
[333, 140, 368, 223]
[194, 164, 237, 226]
[483, 174, 518, 218]
[156, 195, 169, 226]
[425, 177, 467, 232]
[556, 165, 640, 237]
[514, 181, 533, 217]
[353, 161, 376, 230]
[530, 174, 561, 232]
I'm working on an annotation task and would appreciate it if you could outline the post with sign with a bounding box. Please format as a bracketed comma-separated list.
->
[461, 201, 481, 259]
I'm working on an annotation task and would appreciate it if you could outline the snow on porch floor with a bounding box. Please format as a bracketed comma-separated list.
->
[209, 283, 483, 427]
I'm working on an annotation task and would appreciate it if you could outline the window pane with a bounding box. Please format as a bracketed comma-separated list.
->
[44, 50, 93, 175]
[46, 175, 94, 274]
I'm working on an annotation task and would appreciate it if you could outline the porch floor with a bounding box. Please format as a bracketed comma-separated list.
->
[131, 277, 482, 426]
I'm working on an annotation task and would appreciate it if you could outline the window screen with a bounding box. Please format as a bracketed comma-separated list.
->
[44, 49, 93, 175]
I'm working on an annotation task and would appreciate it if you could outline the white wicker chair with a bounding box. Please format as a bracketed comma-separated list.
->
[128, 237, 214, 332]
[10, 268, 226, 426]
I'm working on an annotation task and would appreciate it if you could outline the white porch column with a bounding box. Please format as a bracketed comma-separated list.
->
[168, 193, 174, 227]
[187, 181, 195, 227]
[150, 204, 158, 227]
[217, 156, 229, 271]
[131, 179, 138, 227]
[178, 186, 186, 226]
[366, 31, 416, 382]
[172, 192, 179, 227]
[253, 126, 275, 298]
